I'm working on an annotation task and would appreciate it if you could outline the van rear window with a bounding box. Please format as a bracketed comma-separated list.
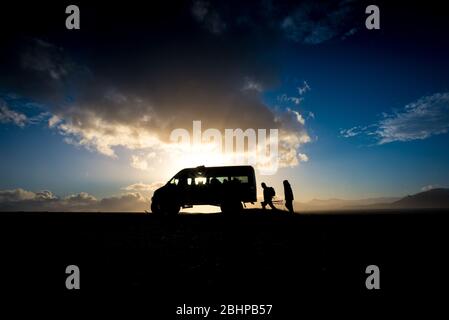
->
[231, 176, 249, 183]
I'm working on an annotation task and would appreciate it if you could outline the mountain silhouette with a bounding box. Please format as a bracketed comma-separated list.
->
[296, 188, 449, 211]
[390, 188, 449, 209]
[296, 197, 401, 211]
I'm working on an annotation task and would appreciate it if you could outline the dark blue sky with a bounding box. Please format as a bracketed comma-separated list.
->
[1, 0, 449, 208]
[260, 26, 449, 199]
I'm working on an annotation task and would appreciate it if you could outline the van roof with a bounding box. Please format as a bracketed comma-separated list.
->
[177, 165, 255, 175]
[192, 165, 254, 170]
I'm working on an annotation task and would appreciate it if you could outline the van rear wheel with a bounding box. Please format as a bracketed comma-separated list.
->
[220, 201, 243, 214]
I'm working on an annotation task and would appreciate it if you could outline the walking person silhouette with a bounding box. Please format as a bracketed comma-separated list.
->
[261, 182, 277, 210]
[283, 180, 294, 213]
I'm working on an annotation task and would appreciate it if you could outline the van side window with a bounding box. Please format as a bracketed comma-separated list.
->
[195, 177, 207, 185]
[231, 176, 249, 183]
[213, 176, 228, 184]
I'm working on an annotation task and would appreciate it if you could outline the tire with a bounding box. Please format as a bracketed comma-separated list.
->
[151, 200, 162, 214]
[164, 203, 180, 216]
[220, 203, 227, 214]
[221, 201, 243, 214]
[151, 199, 180, 215]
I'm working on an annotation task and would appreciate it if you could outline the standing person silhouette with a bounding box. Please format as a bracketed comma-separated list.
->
[261, 182, 277, 210]
[283, 180, 294, 213]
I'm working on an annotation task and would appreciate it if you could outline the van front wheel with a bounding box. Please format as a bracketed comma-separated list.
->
[152, 200, 180, 216]
[165, 203, 180, 215]
[151, 201, 161, 214]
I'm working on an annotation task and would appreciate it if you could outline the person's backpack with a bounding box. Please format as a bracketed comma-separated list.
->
[268, 187, 275, 197]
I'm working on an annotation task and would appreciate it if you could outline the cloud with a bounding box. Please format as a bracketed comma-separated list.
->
[0, 188, 36, 202]
[192, 1, 226, 34]
[298, 153, 309, 162]
[298, 81, 311, 95]
[98, 193, 148, 212]
[341, 27, 358, 40]
[0, 188, 149, 212]
[421, 185, 440, 192]
[274, 108, 311, 167]
[341, 93, 449, 144]
[340, 126, 364, 138]
[0, 102, 28, 127]
[5, 38, 311, 172]
[276, 80, 311, 108]
[130, 155, 151, 171]
[377, 93, 449, 144]
[1, 4, 316, 179]
[280, 0, 358, 44]
[20, 39, 74, 81]
[65, 192, 97, 203]
[122, 182, 164, 193]
[35, 190, 58, 200]
[242, 77, 263, 92]
[189, 1, 357, 45]
[0, 93, 51, 127]
[277, 94, 303, 105]
[286, 108, 306, 125]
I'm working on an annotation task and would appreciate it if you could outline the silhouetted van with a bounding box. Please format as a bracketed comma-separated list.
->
[151, 165, 257, 215]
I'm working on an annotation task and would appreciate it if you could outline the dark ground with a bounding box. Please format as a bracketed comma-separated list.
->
[0, 209, 448, 315]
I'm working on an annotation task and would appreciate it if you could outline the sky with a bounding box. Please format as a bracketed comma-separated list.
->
[1, 0, 449, 211]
